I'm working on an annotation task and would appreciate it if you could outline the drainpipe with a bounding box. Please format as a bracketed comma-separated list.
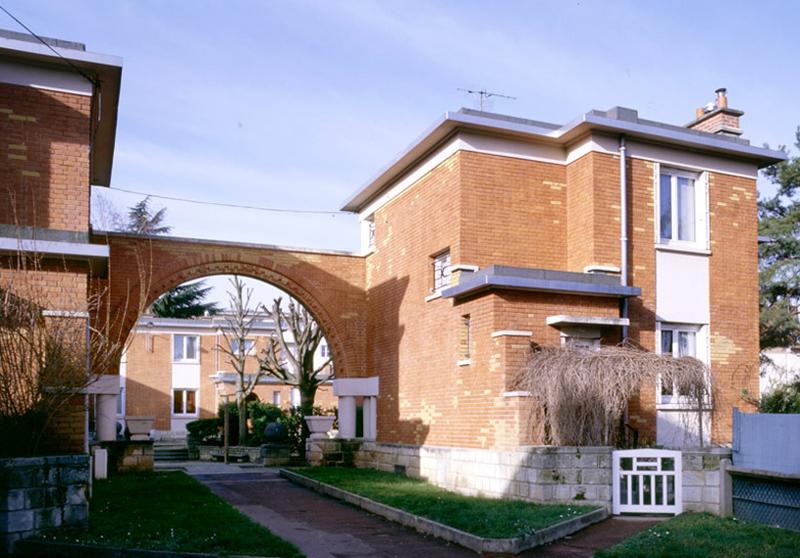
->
[619, 135, 629, 341]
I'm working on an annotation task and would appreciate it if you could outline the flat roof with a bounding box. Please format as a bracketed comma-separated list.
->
[0, 29, 122, 186]
[341, 106, 787, 213]
[441, 265, 641, 300]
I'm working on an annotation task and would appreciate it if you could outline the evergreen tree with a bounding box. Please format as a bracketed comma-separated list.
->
[127, 196, 171, 235]
[759, 127, 800, 349]
[150, 281, 220, 318]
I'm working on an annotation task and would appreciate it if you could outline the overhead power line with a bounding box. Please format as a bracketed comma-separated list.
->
[110, 187, 345, 216]
[0, 4, 99, 87]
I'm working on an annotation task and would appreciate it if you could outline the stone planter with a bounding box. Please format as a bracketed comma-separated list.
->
[125, 416, 155, 441]
[305, 415, 335, 439]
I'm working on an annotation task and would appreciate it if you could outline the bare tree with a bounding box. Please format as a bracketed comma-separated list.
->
[217, 276, 263, 443]
[258, 297, 332, 420]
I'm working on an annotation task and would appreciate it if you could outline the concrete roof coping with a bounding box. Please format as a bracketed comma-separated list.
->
[0, 30, 122, 187]
[545, 315, 630, 327]
[341, 105, 787, 213]
[441, 264, 641, 300]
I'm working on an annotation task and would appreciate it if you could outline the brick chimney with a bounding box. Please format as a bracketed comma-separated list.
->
[686, 88, 743, 137]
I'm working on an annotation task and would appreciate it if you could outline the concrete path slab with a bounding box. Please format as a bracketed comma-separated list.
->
[187, 467, 659, 558]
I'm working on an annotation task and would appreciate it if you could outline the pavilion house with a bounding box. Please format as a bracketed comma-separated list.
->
[0, 27, 786, 500]
[120, 314, 335, 438]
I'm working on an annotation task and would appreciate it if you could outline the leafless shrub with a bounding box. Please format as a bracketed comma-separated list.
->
[512, 341, 713, 447]
[0, 239, 150, 456]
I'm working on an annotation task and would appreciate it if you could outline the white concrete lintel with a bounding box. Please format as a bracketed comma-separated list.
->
[0, 236, 109, 258]
[83, 374, 120, 395]
[333, 377, 379, 397]
[546, 315, 629, 327]
[491, 330, 533, 338]
[503, 391, 532, 398]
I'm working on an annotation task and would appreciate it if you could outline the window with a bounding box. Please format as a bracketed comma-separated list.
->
[320, 344, 330, 358]
[658, 169, 703, 246]
[368, 220, 376, 249]
[563, 336, 601, 350]
[291, 388, 300, 407]
[432, 250, 451, 292]
[172, 389, 197, 415]
[459, 315, 471, 360]
[145, 334, 154, 353]
[658, 324, 702, 405]
[173, 335, 199, 362]
[116, 386, 125, 416]
[230, 338, 255, 355]
[273, 391, 281, 405]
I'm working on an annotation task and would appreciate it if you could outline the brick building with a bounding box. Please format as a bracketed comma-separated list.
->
[0, 30, 121, 453]
[0, 28, 787, 466]
[120, 313, 335, 437]
[344, 96, 783, 451]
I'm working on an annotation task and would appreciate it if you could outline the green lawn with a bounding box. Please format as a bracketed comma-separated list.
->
[289, 466, 598, 539]
[596, 513, 800, 558]
[40, 471, 302, 557]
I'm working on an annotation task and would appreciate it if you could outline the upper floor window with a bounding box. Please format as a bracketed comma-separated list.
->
[230, 338, 255, 355]
[320, 344, 330, 358]
[432, 250, 451, 292]
[658, 168, 705, 247]
[459, 314, 471, 360]
[173, 334, 199, 362]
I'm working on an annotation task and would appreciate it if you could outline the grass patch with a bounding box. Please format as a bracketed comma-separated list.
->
[289, 466, 597, 539]
[596, 513, 800, 558]
[40, 471, 302, 557]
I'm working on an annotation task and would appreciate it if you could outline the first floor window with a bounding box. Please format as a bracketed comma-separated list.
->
[116, 386, 125, 416]
[273, 391, 281, 405]
[658, 324, 702, 404]
[432, 250, 451, 292]
[173, 335, 199, 362]
[173, 389, 197, 415]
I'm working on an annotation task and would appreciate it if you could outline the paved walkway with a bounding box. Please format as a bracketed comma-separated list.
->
[170, 462, 659, 558]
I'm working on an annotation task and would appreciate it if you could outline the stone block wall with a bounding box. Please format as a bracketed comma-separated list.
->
[310, 440, 730, 514]
[681, 448, 731, 514]
[0, 455, 89, 554]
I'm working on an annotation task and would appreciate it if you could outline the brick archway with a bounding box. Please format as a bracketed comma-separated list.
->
[95, 233, 367, 378]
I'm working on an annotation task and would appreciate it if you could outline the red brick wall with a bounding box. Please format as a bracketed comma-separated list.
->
[0, 83, 91, 232]
[708, 171, 759, 442]
[460, 150, 567, 269]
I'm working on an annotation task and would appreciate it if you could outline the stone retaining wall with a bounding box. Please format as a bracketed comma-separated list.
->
[308, 440, 730, 513]
[0, 454, 90, 554]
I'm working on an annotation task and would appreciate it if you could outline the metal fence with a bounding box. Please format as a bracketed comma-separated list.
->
[728, 408, 800, 531]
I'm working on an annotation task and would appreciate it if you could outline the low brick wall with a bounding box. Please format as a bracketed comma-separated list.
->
[0, 454, 89, 554]
[309, 440, 730, 513]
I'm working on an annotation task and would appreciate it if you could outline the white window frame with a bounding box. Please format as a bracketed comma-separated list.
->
[432, 250, 452, 293]
[230, 338, 256, 356]
[173, 334, 200, 363]
[272, 390, 281, 405]
[656, 322, 710, 409]
[655, 165, 708, 251]
[172, 388, 199, 416]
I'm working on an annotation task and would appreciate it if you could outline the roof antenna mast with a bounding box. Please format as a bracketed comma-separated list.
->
[457, 88, 516, 112]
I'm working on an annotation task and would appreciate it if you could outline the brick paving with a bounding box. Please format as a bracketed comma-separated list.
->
[188, 466, 659, 558]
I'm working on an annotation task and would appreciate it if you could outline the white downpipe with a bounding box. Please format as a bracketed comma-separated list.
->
[619, 135, 629, 340]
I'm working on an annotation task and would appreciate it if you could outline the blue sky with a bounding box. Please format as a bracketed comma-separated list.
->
[3, 0, 798, 303]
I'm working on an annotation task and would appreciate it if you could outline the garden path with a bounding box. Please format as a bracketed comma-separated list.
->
[170, 463, 659, 558]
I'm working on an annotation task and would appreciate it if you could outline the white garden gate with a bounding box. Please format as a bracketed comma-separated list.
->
[612, 449, 682, 515]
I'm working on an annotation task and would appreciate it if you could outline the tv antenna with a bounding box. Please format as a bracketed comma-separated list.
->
[457, 88, 516, 111]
